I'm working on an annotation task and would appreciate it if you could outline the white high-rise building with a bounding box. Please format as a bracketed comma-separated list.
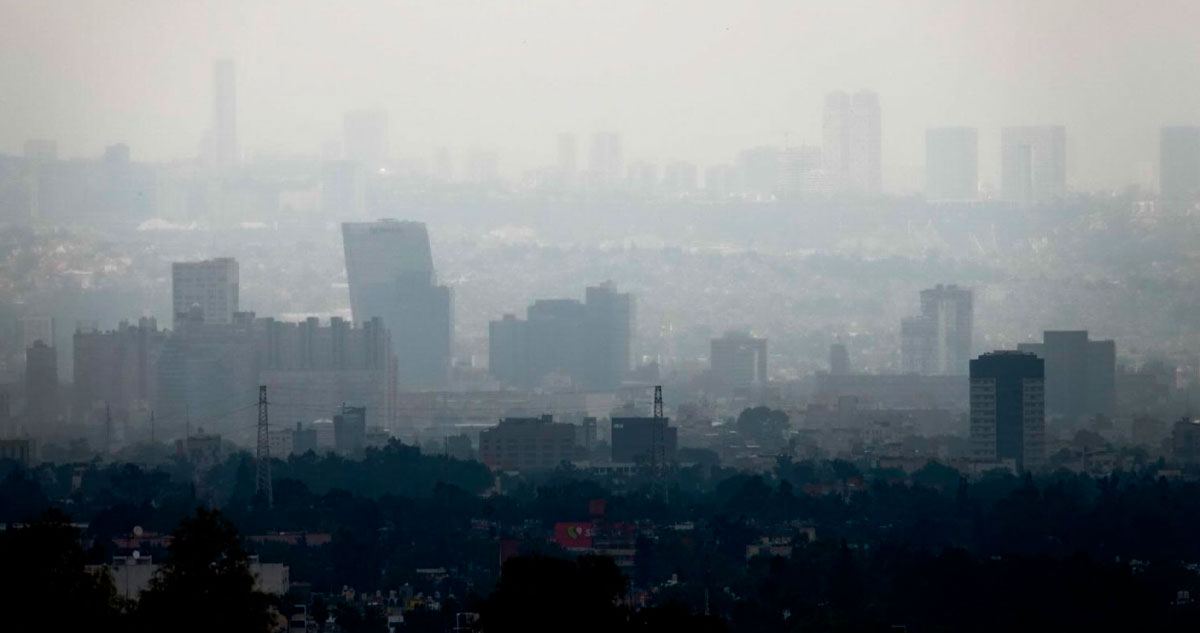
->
[823, 91, 881, 194]
[171, 258, 239, 327]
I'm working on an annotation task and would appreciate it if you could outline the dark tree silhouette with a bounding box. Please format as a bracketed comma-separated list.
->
[0, 509, 121, 631]
[135, 507, 273, 633]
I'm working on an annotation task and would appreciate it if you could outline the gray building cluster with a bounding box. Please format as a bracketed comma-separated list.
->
[488, 282, 634, 391]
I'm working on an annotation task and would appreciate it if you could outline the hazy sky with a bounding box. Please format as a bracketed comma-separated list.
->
[3, 0, 1199, 191]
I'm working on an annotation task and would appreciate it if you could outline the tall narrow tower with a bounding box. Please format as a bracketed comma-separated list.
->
[255, 385, 272, 508]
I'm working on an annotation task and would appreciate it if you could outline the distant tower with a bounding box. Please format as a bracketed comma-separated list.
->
[342, 220, 452, 388]
[1000, 126, 1066, 205]
[213, 59, 238, 170]
[589, 132, 623, 186]
[557, 133, 577, 175]
[829, 343, 850, 375]
[823, 90, 882, 194]
[925, 127, 979, 201]
[25, 340, 58, 429]
[1161, 126, 1200, 212]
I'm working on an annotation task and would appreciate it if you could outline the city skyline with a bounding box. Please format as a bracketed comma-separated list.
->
[3, 1, 1200, 192]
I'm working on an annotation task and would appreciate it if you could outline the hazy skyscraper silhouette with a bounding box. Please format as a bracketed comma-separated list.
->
[343, 110, 389, 170]
[710, 331, 767, 395]
[970, 351, 1045, 471]
[589, 132, 623, 187]
[925, 127, 978, 201]
[557, 133, 577, 176]
[901, 284, 972, 375]
[1001, 126, 1066, 204]
[212, 59, 238, 170]
[342, 220, 451, 388]
[1160, 126, 1200, 212]
[823, 91, 882, 194]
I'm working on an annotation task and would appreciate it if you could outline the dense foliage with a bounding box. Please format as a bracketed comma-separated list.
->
[6, 445, 1200, 630]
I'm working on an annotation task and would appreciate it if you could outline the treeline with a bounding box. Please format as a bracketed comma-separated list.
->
[7, 446, 1200, 630]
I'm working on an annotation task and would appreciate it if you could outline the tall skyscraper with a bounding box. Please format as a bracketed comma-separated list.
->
[584, 282, 634, 390]
[901, 284, 972, 375]
[589, 132, 623, 186]
[342, 220, 452, 388]
[1017, 330, 1115, 418]
[970, 351, 1045, 471]
[1160, 126, 1200, 212]
[172, 258, 239, 327]
[710, 331, 768, 395]
[925, 127, 978, 201]
[343, 110, 389, 170]
[557, 133, 577, 175]
[823, 90, 882, 194]
[213, 59, 238, 170]
[25, 340, 58, 428]
[829, 343, 850, 376]
[1000, 126, 1066, 204]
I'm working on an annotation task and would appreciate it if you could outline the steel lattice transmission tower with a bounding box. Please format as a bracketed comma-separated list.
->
[651, 385, 665, 470]
[255, 385, 273, 508]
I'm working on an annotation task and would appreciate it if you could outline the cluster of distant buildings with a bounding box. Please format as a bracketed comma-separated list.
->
[5, 58, 1200, 232]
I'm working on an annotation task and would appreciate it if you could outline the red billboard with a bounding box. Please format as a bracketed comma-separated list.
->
[554, 522, 594, 549]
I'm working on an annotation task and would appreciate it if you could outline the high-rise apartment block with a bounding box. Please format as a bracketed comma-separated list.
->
[823, 91, 882, 194]
[925, 127, 978, 201]
[73, 318, 166, 429]
[256, 316, 396, 430]
[342, 220, 452, 388]
[1017, 330, 1115, 418]
[710, 331, 768, 395]
[1001, 126, 1066, 204]
[172, 258, 239, 327]
[488, 283, 633, 391]
[1160, 126, 1200, 212]
[970, 351, 1045, 471]
[901, 284, 973, 375]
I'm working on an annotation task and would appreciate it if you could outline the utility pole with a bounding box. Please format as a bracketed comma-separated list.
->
[150, 410, 155, 444]
[255, 385, 273, 509]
